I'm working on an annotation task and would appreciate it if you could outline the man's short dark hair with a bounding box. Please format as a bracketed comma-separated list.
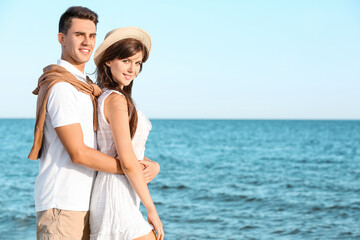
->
[59, 6, 98, 34]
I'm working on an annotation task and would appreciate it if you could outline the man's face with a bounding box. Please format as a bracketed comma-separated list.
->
[58, 18, 96, 71]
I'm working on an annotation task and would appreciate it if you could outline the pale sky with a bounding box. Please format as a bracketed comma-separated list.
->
[0, 0, 359, 119]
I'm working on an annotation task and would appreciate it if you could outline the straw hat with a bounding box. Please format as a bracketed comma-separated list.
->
[94, 26, 152, 66]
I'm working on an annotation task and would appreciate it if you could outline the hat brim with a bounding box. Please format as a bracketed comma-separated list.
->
[94, 27, 152, 66]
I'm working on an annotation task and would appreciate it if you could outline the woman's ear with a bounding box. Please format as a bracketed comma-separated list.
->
[105, 61, 111, 67]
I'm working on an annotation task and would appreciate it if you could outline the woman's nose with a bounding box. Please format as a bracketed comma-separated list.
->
[127, 63, 135, 72]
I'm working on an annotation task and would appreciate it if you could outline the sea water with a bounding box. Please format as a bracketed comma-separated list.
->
[0, 119, 359, 239]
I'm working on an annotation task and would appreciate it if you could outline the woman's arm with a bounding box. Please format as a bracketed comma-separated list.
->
[105, 93, 163, 239]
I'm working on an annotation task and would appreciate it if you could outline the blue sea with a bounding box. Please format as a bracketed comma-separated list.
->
[0, 119, 359, 239]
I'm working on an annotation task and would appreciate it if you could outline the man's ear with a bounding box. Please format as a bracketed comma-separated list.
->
[58, 32, 65, 47]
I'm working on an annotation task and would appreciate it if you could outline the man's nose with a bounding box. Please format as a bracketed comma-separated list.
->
[82, 36, 90, 45]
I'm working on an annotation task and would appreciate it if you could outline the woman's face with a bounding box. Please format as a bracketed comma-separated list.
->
[105, 51, 143, 89]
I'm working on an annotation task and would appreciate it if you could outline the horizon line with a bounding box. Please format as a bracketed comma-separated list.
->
[1, 117, 360, 121]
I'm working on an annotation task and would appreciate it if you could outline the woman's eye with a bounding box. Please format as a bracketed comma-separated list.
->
[122, 60, 129, 63]
[136, 62, 142, 66]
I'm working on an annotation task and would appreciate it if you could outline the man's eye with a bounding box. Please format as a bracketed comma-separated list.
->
[123, 60, 129, 63]
[136, 62, 142, 66]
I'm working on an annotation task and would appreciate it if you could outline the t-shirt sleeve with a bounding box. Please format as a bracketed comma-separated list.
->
[47, 82, 80, 128]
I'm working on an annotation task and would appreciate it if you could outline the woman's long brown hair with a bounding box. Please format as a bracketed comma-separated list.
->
[96, 38, 149, 138]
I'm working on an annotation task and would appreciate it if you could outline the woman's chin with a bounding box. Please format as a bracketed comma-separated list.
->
[124, 81, 134, 87]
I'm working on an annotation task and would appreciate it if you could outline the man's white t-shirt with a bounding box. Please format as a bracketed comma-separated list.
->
[34, 60, 96, 212]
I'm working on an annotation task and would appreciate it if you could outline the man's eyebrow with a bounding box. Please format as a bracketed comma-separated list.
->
[72, 32, 97, 37]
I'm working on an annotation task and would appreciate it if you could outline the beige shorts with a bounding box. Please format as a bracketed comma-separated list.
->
[36, 208, 90, 240]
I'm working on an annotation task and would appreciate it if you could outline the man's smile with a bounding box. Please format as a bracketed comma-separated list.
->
[79, 48, 91, 54]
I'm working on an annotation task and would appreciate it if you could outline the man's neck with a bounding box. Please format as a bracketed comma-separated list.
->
[60, 56, 85, 73]
[72, 64, 85, 73]
[57, 59, 87, 83]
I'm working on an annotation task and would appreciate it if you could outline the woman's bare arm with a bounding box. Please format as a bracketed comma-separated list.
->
[105, 93, 163, 238]
[106, 93, 161, 209]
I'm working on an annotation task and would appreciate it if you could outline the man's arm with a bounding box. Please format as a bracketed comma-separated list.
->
[55, 123, 161, 179]
[55, 123, 124, 174]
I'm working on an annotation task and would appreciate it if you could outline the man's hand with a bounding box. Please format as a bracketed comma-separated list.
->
[139, 157, 160, 183]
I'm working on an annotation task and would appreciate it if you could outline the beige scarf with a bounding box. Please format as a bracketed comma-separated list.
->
[28, 64, 102, 160]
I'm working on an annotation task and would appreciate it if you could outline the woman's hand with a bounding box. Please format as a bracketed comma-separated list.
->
[147, 210, 164, 240]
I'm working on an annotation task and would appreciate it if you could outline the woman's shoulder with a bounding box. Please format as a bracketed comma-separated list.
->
[101, 89, 127, 113]
[101, 88, 124, 97]
[99, 88, 124, 102]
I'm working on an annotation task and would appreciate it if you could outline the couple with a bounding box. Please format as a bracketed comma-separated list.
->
[28, 6, 164, 240]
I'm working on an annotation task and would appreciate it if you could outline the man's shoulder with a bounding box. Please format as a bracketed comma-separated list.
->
[49, 81, 78, 96]
[51, 81, 75, 90]
[47, 81, 79, 112]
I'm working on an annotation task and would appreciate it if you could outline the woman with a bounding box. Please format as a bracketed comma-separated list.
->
[89, 27, 164, 240]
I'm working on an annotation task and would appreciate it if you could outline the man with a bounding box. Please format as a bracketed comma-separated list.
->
[28, 6, 159, 240]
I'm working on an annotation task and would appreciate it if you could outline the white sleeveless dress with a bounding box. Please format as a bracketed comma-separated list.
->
[90, 89, 153, 240]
